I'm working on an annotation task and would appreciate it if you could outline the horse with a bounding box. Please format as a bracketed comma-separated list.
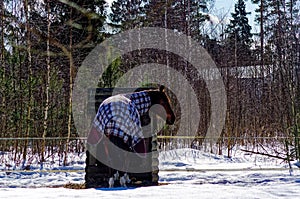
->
[86, 86, 175, 186]
[87, 85, 175, 154]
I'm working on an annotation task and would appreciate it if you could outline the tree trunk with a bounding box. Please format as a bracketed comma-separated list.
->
[22, 0, 33, 167]
[42, 0, 51, 163]
[64, 8, 74, 166]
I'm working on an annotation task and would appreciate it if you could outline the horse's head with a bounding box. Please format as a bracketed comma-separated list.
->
[148, 85, 175, 125]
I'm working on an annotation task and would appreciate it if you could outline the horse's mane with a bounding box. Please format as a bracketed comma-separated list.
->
[144, 85, 169, 105]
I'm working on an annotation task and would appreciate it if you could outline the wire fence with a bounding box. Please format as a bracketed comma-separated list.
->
[0, 135, 298, 174]
[1, 167, 299, 174]
[0, 136, 299, 140]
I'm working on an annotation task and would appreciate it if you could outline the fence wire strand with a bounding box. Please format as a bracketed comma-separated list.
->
[0, 136, 299, 140]
[1, 136, 299, 174]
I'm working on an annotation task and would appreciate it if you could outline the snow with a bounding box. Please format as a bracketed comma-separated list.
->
[1, 148, 300, 198]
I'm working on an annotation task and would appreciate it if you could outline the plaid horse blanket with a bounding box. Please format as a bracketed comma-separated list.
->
[90, 91, 151, 149]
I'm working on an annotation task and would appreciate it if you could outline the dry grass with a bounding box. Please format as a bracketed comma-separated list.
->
[63, 182, 86, 189]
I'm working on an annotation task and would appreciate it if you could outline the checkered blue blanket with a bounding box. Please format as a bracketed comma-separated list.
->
[92, 91, 151, 148]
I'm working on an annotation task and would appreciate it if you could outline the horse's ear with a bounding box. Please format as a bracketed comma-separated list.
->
[159, 85, 165, 92]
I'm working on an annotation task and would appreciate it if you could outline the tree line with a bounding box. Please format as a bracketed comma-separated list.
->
[0, 0, 299, 165]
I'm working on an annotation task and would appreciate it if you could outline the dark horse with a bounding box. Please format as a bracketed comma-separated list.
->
[86, 86, 175, 187]
[87, 85, 175, 155]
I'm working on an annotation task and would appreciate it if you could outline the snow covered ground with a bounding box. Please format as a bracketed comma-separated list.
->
[1, 148, 300, 198]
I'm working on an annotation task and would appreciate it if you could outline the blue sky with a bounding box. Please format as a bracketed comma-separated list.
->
[215, 0, 257, 30]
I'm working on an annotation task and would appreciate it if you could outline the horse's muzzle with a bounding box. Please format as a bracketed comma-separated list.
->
[166, 114, 175, 125]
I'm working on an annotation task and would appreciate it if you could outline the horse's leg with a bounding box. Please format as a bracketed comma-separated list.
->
[108, 136, 131, 175]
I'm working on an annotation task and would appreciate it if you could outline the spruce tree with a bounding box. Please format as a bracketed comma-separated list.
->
[224, 0, 253, 67]
[109, 0, 148, 32]
[145, 0, 210, 38]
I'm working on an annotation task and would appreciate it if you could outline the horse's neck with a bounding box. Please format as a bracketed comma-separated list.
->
[147, 90, 161, 105]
